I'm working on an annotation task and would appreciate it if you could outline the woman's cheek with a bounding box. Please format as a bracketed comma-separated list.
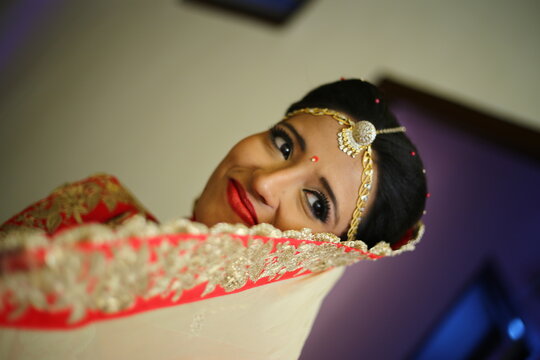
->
[227, 134, 267, 164]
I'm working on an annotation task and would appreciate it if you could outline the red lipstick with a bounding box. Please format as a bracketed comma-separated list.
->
[227, 179, 258, 226]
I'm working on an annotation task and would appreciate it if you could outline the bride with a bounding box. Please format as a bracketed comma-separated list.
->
[195, 79, 426, 247]
[0, 79, 427, 359]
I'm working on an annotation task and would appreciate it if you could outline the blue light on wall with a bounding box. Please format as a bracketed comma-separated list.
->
[412, 286, 493, 360]
[409, 264, 534, 360]
[507, 318, 525, 341]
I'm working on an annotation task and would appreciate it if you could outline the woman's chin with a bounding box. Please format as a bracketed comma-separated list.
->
[192, 210, 254, 228]
[192, 207, 229, 227]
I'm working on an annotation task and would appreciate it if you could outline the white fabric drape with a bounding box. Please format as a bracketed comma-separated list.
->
[0, 267, 344, 360]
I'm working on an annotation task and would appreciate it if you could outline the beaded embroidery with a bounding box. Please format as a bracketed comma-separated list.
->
[0, 217, 422, 328]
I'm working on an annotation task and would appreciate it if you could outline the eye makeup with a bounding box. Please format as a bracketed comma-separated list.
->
[268, 123, 335, 224]
[304, 189, 331, 223]
[269, 125, 294, 160]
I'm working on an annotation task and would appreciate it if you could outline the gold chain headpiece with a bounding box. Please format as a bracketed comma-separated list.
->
[283, 107, 406, 242]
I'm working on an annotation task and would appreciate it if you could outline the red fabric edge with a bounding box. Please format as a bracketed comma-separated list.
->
[0, 233, 380, 330]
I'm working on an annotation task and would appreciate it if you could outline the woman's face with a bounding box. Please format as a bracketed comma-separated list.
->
[194, 114, 375, 235]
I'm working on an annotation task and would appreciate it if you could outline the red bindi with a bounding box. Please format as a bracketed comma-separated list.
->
[310, 156, 319, 163]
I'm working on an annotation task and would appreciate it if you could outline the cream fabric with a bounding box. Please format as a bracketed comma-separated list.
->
[0, 267, 344, 360]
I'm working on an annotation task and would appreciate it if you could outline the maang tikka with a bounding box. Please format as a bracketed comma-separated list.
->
[283, 107, 406, 242]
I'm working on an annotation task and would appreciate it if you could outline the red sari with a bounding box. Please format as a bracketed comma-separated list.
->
[0, 174, 419, 330]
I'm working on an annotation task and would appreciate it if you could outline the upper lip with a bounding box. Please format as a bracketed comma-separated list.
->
[227, 178, 259, 226]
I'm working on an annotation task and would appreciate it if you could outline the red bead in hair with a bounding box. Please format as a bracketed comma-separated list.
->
[410, 151, 416, 156]
[391, 228, 414, 250]
[374, 98, 380, 104]
[340, 77, 346, 81]
[426, 193, 431, 198]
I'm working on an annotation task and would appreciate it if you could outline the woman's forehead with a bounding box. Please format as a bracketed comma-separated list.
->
[286, 114, 364, 169]
[284, 114, 354, 158]
[284, 114, 365, 226]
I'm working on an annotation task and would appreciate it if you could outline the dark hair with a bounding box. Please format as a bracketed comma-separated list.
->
[286, 79, 427, 248]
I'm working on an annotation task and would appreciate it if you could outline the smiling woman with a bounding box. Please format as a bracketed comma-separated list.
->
[0, 79, 427, 360]
[195, 79, 427, 247]
[194, 111, 366, 235]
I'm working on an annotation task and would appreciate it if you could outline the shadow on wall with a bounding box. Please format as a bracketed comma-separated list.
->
[299, 78, 540, 360]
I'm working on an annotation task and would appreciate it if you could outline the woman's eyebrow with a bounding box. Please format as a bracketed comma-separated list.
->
[280, 122, 306, 151]
[320, 177, 339, 224]
[279, 121, 338, 224]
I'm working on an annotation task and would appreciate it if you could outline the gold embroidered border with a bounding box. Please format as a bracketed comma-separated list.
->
[0, 173, 152, 235]
[0, 217, 421, 326]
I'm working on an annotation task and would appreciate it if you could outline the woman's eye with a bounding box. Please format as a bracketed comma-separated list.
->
[274, 136, 291, 159]
[270, 127, 293, 160]
[305, 190, 330, 223]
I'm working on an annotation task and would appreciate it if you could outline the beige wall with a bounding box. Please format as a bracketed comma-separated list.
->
[1, 0, 539, 222]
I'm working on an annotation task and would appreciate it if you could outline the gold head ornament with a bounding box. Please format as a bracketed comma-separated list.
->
[283, 107, 406, 242]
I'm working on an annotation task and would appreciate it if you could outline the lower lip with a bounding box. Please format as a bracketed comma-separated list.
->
[227, 179, 258, 226]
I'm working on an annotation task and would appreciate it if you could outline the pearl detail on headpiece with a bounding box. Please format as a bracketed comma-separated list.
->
[283, 107, 406, 242]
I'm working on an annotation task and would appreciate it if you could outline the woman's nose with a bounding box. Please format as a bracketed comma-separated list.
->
[251, 165, 305, 209]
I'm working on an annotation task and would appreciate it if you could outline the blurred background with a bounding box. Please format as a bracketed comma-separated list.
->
[1, 0, 539, 359]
